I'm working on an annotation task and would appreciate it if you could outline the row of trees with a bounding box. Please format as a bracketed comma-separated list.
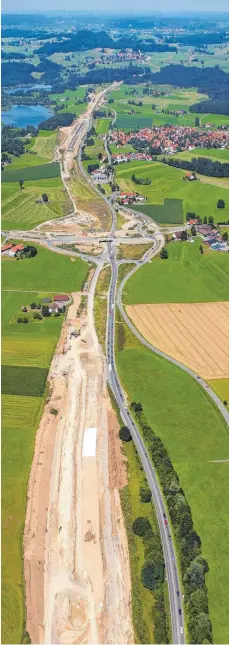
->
[160, 155, 229, 179]
[130, 402, 213, 644]
[119, 424, 168, 643]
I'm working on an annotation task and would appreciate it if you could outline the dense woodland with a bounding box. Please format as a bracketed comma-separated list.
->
[38, 112, 75, 130]
[36, 29, 176, 56]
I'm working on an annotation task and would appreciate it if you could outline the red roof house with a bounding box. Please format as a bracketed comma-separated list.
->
[54, 294, 69, 302]
[1, 244, 12, 253]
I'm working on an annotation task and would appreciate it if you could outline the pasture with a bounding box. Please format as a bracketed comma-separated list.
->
[126, 301, 229, 379]
[115, 161, 229, 223]
[123, 240, 229, 304]
[2, 178, 72, 229]
[2, 244, 88, 292]
[2, 161, 60, 182]
[7, 152, 49, 167]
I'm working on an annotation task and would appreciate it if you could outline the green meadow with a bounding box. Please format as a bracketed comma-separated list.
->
[123, 240, 229, 304]
[1, 246, 89, 644]
[2, 244, 88, 292]
[115, 161, 229, 223]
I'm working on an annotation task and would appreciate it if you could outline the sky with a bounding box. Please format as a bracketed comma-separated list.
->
[2, 0, 229, 13]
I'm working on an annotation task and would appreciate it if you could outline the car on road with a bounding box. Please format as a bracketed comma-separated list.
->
[180, 627, 183, 634]
[164, 518, 168, 525]
[178, 608, 182, 615]
[176, 590, 180, 597]
[168, 534, 171, 539]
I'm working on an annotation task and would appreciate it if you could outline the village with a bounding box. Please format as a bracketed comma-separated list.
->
[109, 124, 229, 162]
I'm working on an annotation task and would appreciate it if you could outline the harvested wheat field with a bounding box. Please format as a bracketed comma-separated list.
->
[126, 301, 229, 380]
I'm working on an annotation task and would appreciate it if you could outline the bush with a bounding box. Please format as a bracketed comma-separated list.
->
[50, 408, 58, 416]
[23, 317, 29, 324]
[160, 247, 168, 259]
[141, 561, 163, 590]
[33, 312, 42, 320]
[30, 302, 36, 309]
[17, 316, 23, 323]
[140, 485, 152, 503]
[119, 425, 132, 442]
[132, 516, 152, 537]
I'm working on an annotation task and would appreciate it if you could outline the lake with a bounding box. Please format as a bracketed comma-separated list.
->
[5, 84, 52, 95]
[1, 104, 53, 128]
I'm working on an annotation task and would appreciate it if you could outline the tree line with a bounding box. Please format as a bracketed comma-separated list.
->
[160, 155, 229, 178]
[130, 401, 213, 645]
[119, 424, 169, 644]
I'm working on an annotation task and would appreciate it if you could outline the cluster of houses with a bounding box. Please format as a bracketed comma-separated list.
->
[1, 243, 24, 257]
[172, 223, 228, 252]
[118, 191, 146, 205]
[109, 126, 229, 155]
[112, 152, 153, 164]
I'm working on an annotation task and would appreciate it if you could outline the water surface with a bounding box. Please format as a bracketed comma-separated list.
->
[1, 104, 53, 128]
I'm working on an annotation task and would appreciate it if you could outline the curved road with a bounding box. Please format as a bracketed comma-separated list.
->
[117, 260, 229, 427]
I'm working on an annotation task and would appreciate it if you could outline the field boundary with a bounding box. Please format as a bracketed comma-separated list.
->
[117, 263, 229, 427]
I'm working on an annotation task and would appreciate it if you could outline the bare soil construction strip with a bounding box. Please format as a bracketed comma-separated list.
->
[127, 302, 229, 380]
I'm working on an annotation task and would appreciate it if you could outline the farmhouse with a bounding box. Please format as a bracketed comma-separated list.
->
[48, 303, 61, 314]
[197, 225, 214, 237]
[1, 244, 12, 254]
[54, 294, 70, 304]
[8, 244, 24, 257]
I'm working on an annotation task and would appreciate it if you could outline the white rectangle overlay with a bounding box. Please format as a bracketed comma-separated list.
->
[82, 427, 97, 457]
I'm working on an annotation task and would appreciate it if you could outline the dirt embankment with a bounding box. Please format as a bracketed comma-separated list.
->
[24, 285, 133, 644]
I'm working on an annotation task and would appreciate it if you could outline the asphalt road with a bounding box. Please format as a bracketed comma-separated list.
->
[106, 239, 185, 645]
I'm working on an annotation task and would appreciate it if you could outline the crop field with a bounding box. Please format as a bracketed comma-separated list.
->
[2, 244, 88, 292]
[126, 301, 229, 379]
[1, 243, 89, 644]
[2, 365, 49, 396]
[95, 118, 111, 134]
[208, 378, 229, 403]
[115, 161, 229, 223]
[123, 240, 229, 304]
[131, 198, 184, 224]
[2, 178, 72, 229]
[2, 161, 60, 182]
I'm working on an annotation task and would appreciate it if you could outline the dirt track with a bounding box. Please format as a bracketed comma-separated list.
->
[127, 301, 229, 380]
